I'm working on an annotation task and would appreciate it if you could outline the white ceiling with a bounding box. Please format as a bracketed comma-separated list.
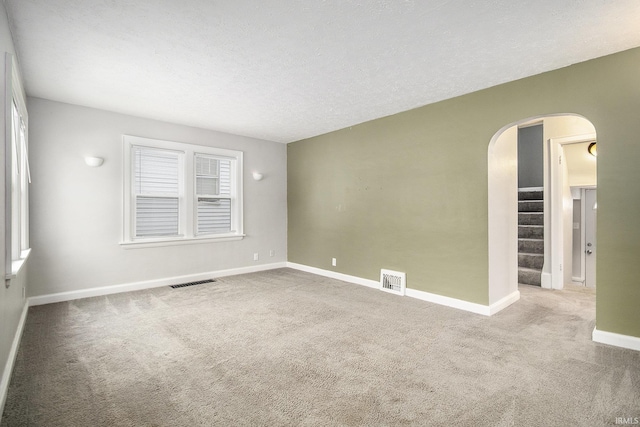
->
[5, 1, 640, 143]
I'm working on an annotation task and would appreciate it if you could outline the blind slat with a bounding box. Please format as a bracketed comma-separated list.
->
[133, 147, 180, 195]
[136, 196, 179, 236]
[197, 198, 231, 234]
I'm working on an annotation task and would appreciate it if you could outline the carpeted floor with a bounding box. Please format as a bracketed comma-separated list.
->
[2, 268, 639, 426]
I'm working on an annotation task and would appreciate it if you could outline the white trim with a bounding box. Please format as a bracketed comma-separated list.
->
[0, 301, 28, 415]
[548, 133, 597, 290]
[541, 272, 552, 289]
[286, 263, 520, 316]
[4, 54, 13, 282]
[28, 262, 287, 306]
[593, 328, 640, 352]
[487, 290, 521, 315]
[286, 262, 378, 289]
[406, 288, 520, 316]
[580, 189, 587, 283]
[120, 234, 245, 249]
[5, 248, 31, 280]
[404, 288, 486, 315]
[122, 135, 244, 245]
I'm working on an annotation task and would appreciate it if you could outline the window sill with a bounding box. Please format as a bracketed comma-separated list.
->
[5, 248, 31, 280]
[120, 234, 245, 249]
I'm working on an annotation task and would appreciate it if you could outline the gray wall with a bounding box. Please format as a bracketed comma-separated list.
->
[517, 124, 543, 188]
[0, 0, 29, 413]
[27, 98, 287, 297]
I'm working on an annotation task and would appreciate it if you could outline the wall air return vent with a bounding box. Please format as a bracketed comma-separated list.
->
[380, 269, 406, 296]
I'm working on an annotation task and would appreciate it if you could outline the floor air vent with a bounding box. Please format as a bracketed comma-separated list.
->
[170, 279, 216, 289]
[380, 269, 406, 296]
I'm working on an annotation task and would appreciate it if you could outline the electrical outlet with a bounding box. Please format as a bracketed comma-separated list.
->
[332, 258, 337, 267]
[253, 253, 259, 261]
[269, 250, 275, 257]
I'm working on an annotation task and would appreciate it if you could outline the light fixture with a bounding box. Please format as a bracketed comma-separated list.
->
[252, 172, 264, 181]
[588, 142, 597, 157]
[84, 156, 104, 167]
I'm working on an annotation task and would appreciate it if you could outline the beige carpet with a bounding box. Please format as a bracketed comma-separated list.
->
[2, 268, 639, 426]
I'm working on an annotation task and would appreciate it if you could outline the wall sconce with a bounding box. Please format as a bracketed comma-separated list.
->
[588, 142, 597, 157]
[252, 172, 264, 181]
[85, 156, 104, 167]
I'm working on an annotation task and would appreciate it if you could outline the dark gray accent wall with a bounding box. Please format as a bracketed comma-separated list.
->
[518, 124, 543, 188]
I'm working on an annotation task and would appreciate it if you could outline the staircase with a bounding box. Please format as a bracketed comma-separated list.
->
[518, 189, 544, 286]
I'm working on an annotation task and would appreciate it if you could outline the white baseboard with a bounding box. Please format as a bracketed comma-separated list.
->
[28, 262, 287, 306]
[541, 272, 552, 289]
[488, 291, 521, 315]
[287, 262, 519, 316]
[286, 262, 379, 289]
[592, 328, 640, 352]
[0, 301, 29, 416]
[405, 288, 488, 315]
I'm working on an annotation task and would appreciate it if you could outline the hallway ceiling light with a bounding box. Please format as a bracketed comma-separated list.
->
[588, 142, 597, 157]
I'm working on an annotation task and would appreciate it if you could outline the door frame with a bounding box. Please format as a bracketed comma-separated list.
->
[570, 186, 596, 284]
[547, 133, 596, 290]
[583, 188, 597, 288]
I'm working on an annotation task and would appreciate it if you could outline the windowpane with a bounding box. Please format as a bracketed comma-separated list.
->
[195, 155, 221, 196]
[133, 147, 180, 195]
[20, 123, 29, 250]
[123, 135, 243, 245]
[11, 102, 21, 259]
[136, 196, 179, 236]
[197, 198, 231, 234]
[219, 160, 231, 196]
[196, 176, 219, 195]
[196, 156, 218, 176]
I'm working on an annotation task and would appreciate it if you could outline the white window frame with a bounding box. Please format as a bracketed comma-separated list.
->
[4, 53, 31, 281]
[121, 135, 244, 248]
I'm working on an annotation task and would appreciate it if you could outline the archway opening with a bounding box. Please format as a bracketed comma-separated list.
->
[488, 114, 597, 308]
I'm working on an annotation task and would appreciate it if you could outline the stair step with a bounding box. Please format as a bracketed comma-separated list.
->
[518, 238, 544, 254]
[518, 200, 543, 212]
[518, 253, 544, 269]
[518, 267, 542, 286]
[518, 213, 544, 226]
[518, 190, 543, 201]
[518, 225, 543, 239]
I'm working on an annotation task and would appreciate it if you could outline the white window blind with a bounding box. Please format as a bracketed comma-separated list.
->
[195, 155, 232, 235]
[133, 146, 181, 237]
[122, 135, 243, 247]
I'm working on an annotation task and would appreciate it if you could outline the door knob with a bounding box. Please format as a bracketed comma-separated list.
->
[586, 250, 593, 255]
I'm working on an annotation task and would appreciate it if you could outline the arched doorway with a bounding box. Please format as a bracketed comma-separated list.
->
[488, 114, 596, 307]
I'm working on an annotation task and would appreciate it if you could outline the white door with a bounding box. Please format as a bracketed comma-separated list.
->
[585, 189, 597, 288]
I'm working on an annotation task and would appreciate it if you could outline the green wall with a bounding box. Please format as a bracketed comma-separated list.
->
[288, 47, 640, 338]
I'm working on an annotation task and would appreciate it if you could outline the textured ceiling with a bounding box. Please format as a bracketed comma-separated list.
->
[5, 0, 640, 143]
